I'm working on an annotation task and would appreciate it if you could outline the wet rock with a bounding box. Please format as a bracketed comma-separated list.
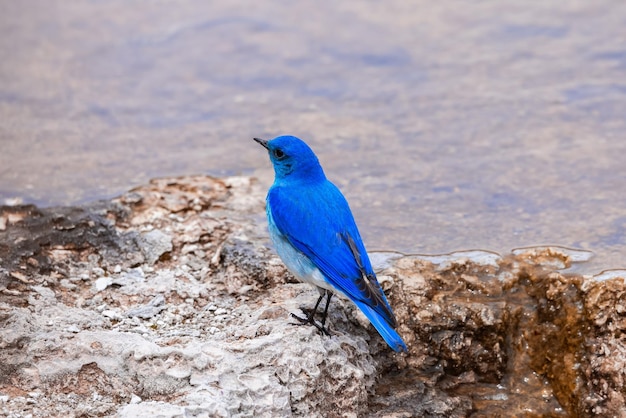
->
[579, 272, 626, 416]
[0, 202, 142, 307]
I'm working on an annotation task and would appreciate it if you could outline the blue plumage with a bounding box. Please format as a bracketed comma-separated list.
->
[254, 135, 407, 352]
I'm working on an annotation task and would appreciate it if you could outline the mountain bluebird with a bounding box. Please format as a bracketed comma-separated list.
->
[254, 135, 407, 352]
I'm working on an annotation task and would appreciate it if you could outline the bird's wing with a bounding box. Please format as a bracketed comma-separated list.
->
[268, 182, 397, 328]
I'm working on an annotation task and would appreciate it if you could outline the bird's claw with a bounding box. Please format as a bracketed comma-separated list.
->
[290, 312, 331, 336]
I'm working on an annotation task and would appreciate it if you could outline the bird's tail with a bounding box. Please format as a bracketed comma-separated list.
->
[354, 300, 407, 352]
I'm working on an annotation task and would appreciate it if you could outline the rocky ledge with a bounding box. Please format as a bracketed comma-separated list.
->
[1, 175, 625, 417]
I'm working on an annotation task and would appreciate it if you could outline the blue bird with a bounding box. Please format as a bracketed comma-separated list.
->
[253, 135, 407, 352]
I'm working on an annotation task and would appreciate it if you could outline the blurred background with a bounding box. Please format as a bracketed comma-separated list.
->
[1, 1, 625, 274]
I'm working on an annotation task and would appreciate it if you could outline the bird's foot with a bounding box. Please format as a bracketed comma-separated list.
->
[290, 312, 330, 336]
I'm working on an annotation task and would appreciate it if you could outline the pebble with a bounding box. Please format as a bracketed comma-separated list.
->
[60, 279, 77, 290]
[32, 286, 55, 300]
[125, 295, 167, 319]
[122, 192, 143, 205]
[238, 285, 253, 295]
[127, 267, 145, 279]
[138, 230, 173, 265]
[131, 325, 150, 334]
[95, 277, 112, 291]
[65, 325, 81, 333]
[182, 244, 199, 254]
[213, 308, 228, 316]
[102, 310, 124, 321]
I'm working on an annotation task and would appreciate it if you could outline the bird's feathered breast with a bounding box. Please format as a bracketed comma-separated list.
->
[267, 179, 397, 328]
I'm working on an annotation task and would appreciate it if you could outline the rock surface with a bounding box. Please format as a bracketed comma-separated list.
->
[1, 175, 625, 417]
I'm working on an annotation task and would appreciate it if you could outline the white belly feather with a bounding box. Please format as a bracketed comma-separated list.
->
[267, 208, 341, 296]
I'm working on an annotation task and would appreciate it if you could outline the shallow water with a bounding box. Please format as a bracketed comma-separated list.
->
[1, 0, 625, 275]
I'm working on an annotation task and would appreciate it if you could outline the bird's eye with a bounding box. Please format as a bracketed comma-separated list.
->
[274, 149, 285, 159]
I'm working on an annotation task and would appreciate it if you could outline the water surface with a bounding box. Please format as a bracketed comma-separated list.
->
[1, 0, 625, 275]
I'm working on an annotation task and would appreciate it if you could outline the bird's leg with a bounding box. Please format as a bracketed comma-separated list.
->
[291, 290, 330, 336]
[291, 291, 324, 324]
[319, 292, 333, 329]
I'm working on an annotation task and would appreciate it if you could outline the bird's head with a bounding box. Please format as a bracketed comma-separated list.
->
[254, 135, 326, 184]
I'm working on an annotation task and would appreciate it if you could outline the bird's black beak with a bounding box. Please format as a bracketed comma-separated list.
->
[253, 137, 269, 149]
